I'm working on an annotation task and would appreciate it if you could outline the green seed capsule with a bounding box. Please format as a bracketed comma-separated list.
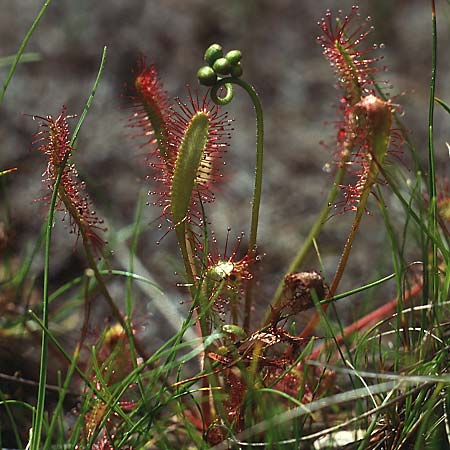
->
[204, 43, 223, 66]
[197, 66, 217, 86]
[225, 49, 242, 65]
[213, 57, 231, 75]
[230, 63, 243, 78]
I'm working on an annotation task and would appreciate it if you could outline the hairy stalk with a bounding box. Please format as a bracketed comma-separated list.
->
[211, 77, 264, 331]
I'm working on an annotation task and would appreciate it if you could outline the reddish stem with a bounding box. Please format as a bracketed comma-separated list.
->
[306, 279, 423, 362]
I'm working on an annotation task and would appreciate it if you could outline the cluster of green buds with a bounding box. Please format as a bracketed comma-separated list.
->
[197, 43, 243, 86]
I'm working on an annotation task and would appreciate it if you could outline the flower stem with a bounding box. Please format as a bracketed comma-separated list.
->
[211, 77, 264, 331]
[175, 224, 211, 353]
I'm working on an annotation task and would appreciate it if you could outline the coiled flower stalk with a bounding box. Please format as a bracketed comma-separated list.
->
[198, 43, 264, 331]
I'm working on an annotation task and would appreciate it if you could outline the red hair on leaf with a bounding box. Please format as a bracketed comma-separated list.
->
[33, 106, 106, 253]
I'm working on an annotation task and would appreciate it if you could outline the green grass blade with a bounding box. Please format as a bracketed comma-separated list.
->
[0, 52, 41, 68]
[0, 0, 52, 102]
[42, 347, 81, 450]
[427, 0, 439, 304]
[30, 46, 107, 450]
[0, 391, 25, 450]
[435, 96, 450, 115]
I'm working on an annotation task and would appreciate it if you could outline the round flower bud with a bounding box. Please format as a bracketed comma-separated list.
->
[197, 65, 217, 86]
[204, 43, 223, 66]
[213, 57, 232, 75]
[225, 49, 242, 65]
[230, 63, 243, 78]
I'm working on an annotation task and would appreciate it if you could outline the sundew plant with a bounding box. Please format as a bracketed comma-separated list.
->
[1, 2, 450, 449]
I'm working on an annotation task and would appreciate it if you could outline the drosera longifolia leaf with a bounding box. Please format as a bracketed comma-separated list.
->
[30, 46, 107, 450]
[170, 112, 210, 228]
